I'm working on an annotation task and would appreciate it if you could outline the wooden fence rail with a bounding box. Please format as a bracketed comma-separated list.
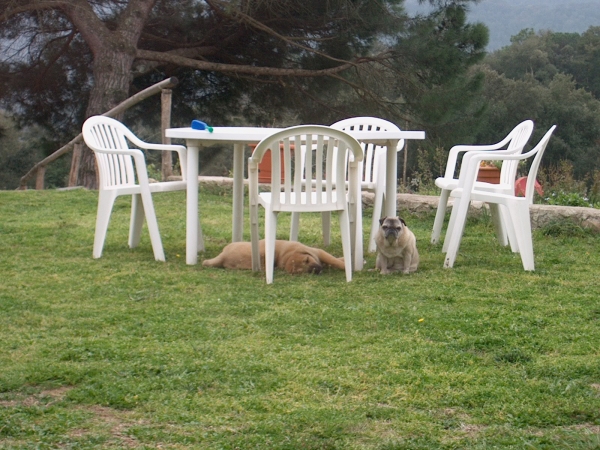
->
[18, 77, 179, 190]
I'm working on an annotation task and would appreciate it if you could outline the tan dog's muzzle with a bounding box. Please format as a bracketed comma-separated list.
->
[307, 263, 323, 274]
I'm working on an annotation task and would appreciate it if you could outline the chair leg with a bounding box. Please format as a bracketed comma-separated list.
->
[291, 211, 332, 245]
[139, 189, 165, 262]
[368, 188, 384, 253]
[508, 201, 535, 270]
[443, 195, 470, 268]
[352, 191, 364, 271]
[338, 209, 353, 282]
[489, 203, 509, 247]
[93, 190, 117, 259]
[129, 193, 144, 249]
[265, 210, 278, 284]
[321, 212, 331, 246]
[501, 205, 519, 253]
[250, 200, 261, 272]
[432, 189, 450, 244]
[442, 196, 457, 253]
[197, 220, 205, 252]
[290, 212, 300, 241]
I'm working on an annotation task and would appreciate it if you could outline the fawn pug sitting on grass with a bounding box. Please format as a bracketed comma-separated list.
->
[375, 216, 419, 274]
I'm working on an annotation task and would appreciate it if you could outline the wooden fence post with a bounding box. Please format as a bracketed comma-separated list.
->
[35, 166, 46, 190]
[161, 88, 173, 180]
[68, 142, 82, 187]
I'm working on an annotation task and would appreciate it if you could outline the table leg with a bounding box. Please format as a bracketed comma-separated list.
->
[385, 143, 398, 218]
[186, 145, 200, 265]
[350, 171, 364, 271]
[232, 143, 245, 242]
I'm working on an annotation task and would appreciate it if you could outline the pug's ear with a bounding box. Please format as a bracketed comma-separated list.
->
[399, 217, 407, 226]
[379, 217, 387, 226]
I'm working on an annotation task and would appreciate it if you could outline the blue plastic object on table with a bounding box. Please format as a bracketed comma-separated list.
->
[191, 120, 213, 132]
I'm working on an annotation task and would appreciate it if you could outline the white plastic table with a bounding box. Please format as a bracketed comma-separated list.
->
[165, 126, 425, 265]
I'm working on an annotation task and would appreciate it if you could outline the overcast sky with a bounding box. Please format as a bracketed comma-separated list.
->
[403, 0, 600, 51]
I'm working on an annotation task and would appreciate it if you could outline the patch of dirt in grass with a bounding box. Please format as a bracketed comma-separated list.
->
[350, 421, 405, 445]
[0, 398, 22, 407]
[0, 387, 146, 448]
[438, 408, 488, 441]
[457, 423, 487, 436]
[571, 424, 600, 434]
[71, 405, 143, 448]
[528, 424, 600, 439]
[0, 386, 73, 407]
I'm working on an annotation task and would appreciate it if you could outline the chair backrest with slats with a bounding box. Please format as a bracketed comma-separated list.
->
[249, 125, 363, 212]
[331, 117, 403, 186]
[498, 120, 535, 187]
[523, 126, 556, 203]
[83, 116, 141, 189]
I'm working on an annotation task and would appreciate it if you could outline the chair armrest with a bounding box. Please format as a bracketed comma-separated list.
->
[133, 142, 187, 181]
[92, 147, 144, 158]
[444, 142, 510, 179]
[462, 147, 535, 167]
[138, 142, 186, 152]
[455, 149, 534, 191]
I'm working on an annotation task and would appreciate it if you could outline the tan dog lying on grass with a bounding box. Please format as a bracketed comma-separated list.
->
[202, 240, 345, 275]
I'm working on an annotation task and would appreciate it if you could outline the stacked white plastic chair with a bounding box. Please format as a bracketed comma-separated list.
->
[431, 120, 534, 249]
[443, 125, 556, 270]
[82, 115, 201, 261]
[248, 125, 364, 283]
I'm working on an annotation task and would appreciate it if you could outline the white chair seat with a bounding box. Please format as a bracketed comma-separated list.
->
[101, 180, 187, 196]
[259, 191, 344, 212]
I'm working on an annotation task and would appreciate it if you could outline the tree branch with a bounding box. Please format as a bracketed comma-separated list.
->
[1, 0, 68, 21]
[135, 48, 356, 77]
[205, 0, 352, 66]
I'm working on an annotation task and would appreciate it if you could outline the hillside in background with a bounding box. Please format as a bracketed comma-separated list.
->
[404, 0, 600, 51]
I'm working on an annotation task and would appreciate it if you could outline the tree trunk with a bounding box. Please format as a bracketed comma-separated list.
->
[79, 49, 135, 189]
[67, 0, 157, 189]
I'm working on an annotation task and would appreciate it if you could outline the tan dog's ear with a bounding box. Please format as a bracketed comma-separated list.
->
[379, 216, 387, 226]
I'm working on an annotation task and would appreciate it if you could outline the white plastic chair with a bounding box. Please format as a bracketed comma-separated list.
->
[248, 125, 364, 283]
[290, 117, 404, 253]
[443, 125, 556, 271]
[82, 115, 201, 261]
[431, 120, 534, 249]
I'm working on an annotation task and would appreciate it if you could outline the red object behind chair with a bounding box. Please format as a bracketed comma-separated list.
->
[515, 176, 543, 197]
[249, 143, 293, 183]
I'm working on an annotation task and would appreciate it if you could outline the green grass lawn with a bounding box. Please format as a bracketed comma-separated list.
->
[1, 187, 599, 449]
